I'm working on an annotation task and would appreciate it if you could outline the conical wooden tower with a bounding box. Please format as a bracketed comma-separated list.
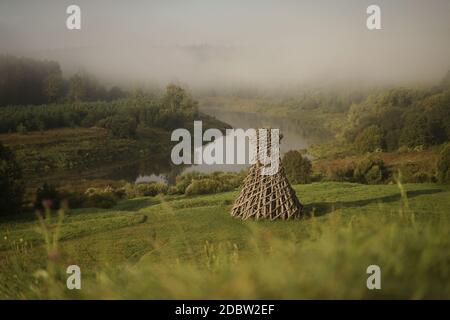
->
[231, 129, 304, 220]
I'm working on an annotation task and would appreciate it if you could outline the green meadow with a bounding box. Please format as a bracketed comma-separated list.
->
[1, 182, 449, 299]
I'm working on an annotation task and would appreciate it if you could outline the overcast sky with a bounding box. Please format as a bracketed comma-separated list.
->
[1, 0, 449, 88]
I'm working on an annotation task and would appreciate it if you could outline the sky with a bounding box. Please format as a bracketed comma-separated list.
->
[1, 0, 449, 88]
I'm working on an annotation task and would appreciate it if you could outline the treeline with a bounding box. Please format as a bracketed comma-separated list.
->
[0, 55, 126, 107]
[0, 84, 200, 137]
[345, 81, 450, 153]
[278, 89, 369, 113]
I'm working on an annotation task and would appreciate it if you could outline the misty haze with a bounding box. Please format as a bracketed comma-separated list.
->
[1, 0, 449, 88]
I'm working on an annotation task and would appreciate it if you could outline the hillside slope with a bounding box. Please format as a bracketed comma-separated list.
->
[0, 182, 449, 299]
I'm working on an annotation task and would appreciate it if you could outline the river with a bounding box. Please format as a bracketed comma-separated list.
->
[132, 107, 312, 184]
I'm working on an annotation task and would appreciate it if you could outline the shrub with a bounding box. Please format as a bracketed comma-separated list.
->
[167, 186, 179, 195]
[353, 156, 389, 184]
[396, 161, 432, 183]
[113, 187, 126, 199]
[412, 171, 432, 183]
[397, 146, 410, 153]
[136, 183, 159, 197]
[98, 114, 137, 139]
[34, 183, 60, 211]
[154, 182, 169, 194]
[210, 171, 245, 191]
[174, 172, 207, 194]
[310, 171, 325, 182]
[122, 182, 168, 198]
[437, 143, 450, 183]
[327, 162, 356, 182]
[16, 123, 27, 134]
[175, 171, 245, 196]
[60, 191, 87, 209]
[282, 150, 312, 184]
[122, 183, 138, 199]
[84, 186, 117, 208]
[185, 178, 221, 195]
[0, 143, 24, 215]
[139, 182, 167, 196]
[84, 193, 117, 209]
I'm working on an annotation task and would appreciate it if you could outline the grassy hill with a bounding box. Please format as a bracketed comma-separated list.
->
[0, 182, 449, 299]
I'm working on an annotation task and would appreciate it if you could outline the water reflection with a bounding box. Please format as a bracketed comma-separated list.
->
[183, 108, 313, 174]
[102, 108, 315, 184]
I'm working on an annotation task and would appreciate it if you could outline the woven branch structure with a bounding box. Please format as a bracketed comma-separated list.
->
[231, 129, 304, 220]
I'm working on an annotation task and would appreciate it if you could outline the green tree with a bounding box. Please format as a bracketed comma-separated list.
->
[44, 74, 65, 103]
[437, 143, 450, 184]
[400, 113, 431, 148]
[0, 55, 62, 106]
[163, 84, 198, 113]
[0, 143, 24, 215]
[67, 74, 87, 102]
[354, 125, 384, 153]
[163, 84, 187, 111]
[282, 150, 312, 184]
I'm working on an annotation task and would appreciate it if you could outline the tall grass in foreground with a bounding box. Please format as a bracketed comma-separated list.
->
[86, 211, 448, 299]
[4, 182, 450, 299]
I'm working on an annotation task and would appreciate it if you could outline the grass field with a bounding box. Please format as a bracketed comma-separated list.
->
[0, 182, 449, 299]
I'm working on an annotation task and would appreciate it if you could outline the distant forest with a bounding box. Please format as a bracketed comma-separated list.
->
[344, 83, 450, 152]
[1, 54, 450, 152]
[0, 55, 126, 106]
[204, 71, 450, 153]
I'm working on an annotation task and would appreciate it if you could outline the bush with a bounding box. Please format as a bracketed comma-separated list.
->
[136, 183, 159, 197]
[56, 186, 123, 209]
[60, 191, 87, 209]
[209, 171, 245, 191]
[311, 171, 325, 182]
[395, 161, 432, 183]
[353, 156, 389, 184]
[185, 179, 221, 195]
[84, 186, 117, 208]
[0, 143, 24, 215]
[437, 143, 450, 183]
[175, 171, 245, 196]
[34, 183, 60, 211]
[397, 146, 410, 153]
[84, 193, 117, 209]
[138, 182, 167, 197]
[16, 123, 27, 134]
[122, 182, 168, 198]
[282, 150, 312, 184]
[167, 186, 179, 195]
[412, 171, 432, 183]
[122, 183, 138, 199]
[327, 162, 356, 182]
[154, 182, 169, 194]
[175, 172, 207, 194]
[98, 114, 137, 139]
